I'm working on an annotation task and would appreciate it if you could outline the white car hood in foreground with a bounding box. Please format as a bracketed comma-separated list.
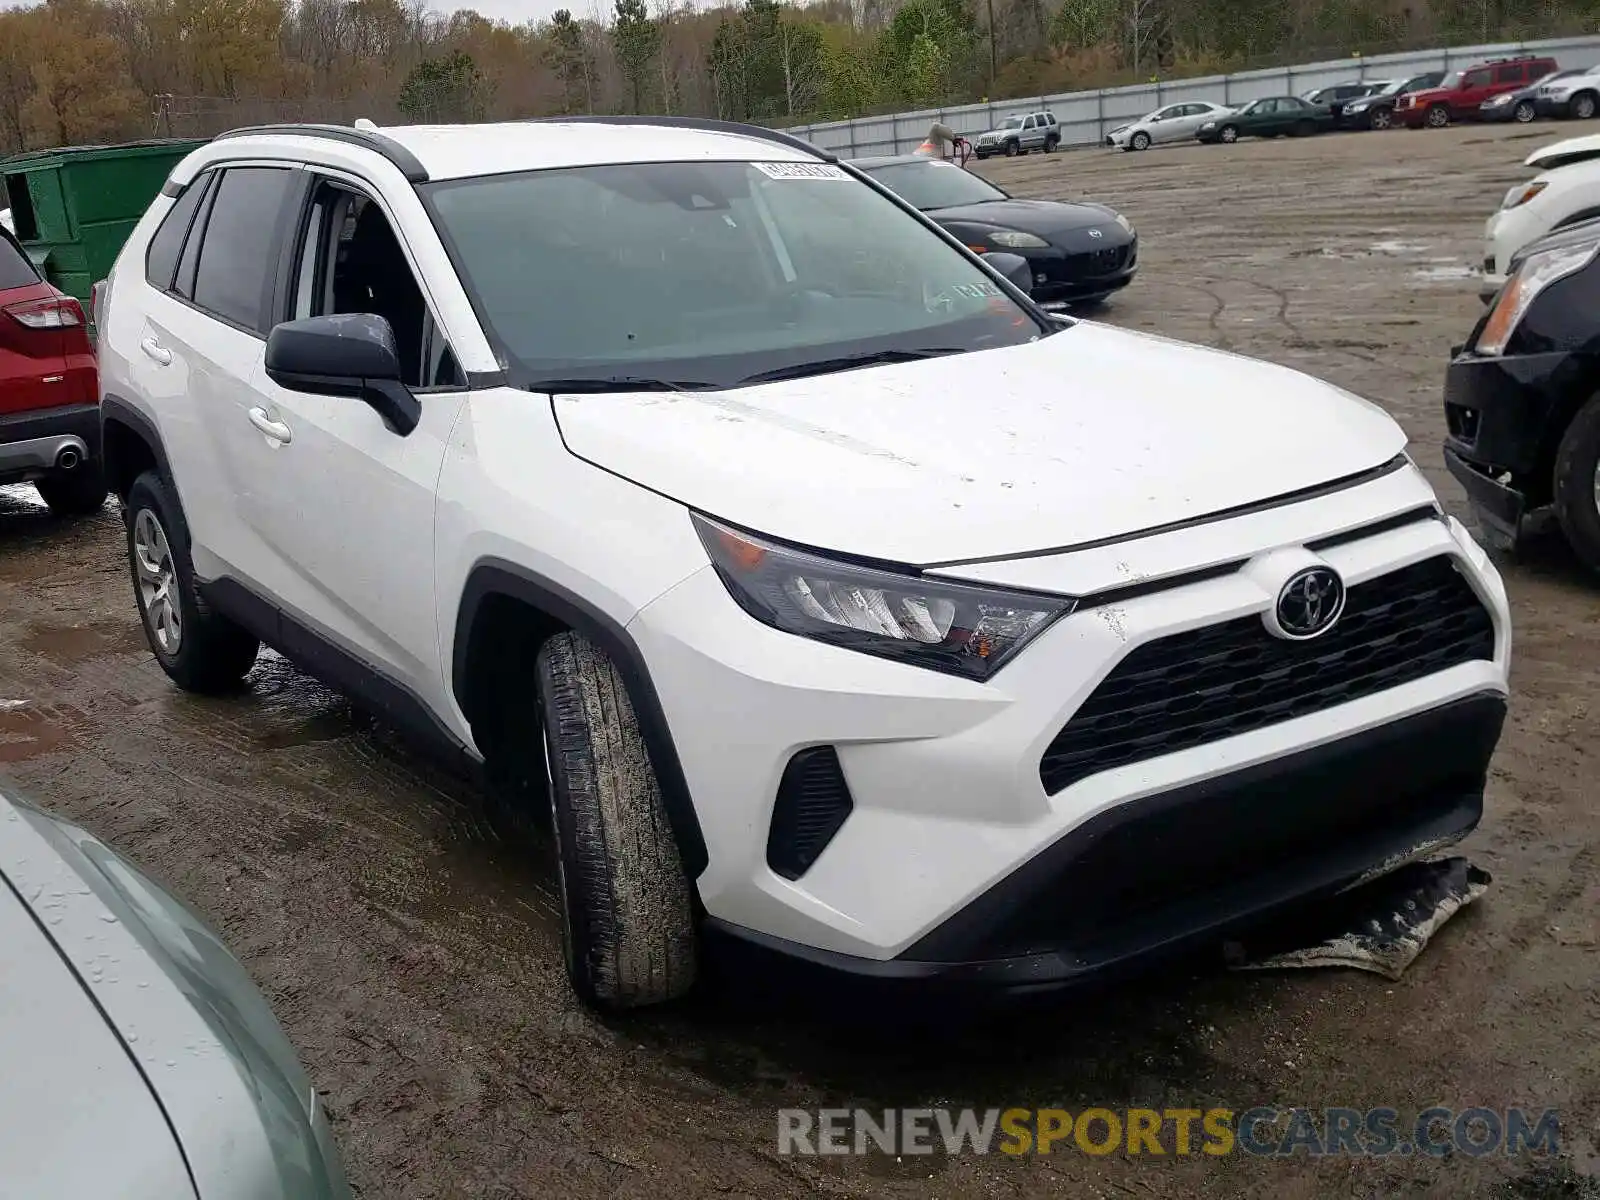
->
[553, 322, 1406, 566]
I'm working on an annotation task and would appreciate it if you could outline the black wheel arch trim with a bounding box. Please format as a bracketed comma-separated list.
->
[101, 394, 175, 494]
[452, 559, 709, 879]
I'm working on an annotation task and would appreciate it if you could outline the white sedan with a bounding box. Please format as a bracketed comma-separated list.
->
[1106, 101, 1236, 151]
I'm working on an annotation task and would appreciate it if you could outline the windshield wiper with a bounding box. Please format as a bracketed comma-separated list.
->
[736, 347, 964, 386]
[529, 375, 713, 394]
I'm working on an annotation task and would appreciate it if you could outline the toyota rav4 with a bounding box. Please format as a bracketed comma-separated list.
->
[97, 117, 1512, 1011]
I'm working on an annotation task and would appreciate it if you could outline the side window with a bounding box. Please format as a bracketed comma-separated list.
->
[144, 172, 211, 291]
[1464, 69, 1491, 88]
[290, 182, 463, 391]
[1494, 64, 1523, 85]
[191, 166, 297, 332]
[173, 175, 217, 301]
[1022, 116, 1036, 130]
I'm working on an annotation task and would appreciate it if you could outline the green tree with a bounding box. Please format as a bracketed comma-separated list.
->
[612, 0, 659, 112]
[397, 50, 488, 122]
[547, 8, 594, 113]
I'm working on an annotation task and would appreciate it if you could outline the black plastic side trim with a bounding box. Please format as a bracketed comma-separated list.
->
[521, 115, 834, 162]
[453, 560, 709, 878]
[203, 577, 475, 770]
[159, 178, 184, 198]
[464, 370, 507, 389]
[212, 124, 430, 183]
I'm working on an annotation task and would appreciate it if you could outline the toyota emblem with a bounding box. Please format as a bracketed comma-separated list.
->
[1271, 566, 1346, 640]
[1088, 228, 1104, 238]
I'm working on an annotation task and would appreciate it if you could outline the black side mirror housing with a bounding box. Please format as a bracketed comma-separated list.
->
[264, 314, 421, 436]
[980, 250, 1035, 295]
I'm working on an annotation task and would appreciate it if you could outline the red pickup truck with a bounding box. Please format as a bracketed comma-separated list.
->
[1397, 55, 1559, 128]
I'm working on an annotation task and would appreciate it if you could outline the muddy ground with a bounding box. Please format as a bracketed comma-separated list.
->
[2, 122, 1597, 1198]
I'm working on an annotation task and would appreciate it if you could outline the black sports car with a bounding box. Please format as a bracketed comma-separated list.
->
[853, 155, 1136, 309]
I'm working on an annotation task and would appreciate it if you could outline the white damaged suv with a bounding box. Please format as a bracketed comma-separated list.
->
[97, 117, 1511, 1010]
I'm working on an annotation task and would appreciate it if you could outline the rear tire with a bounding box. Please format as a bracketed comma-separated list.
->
[1044, 135, 1058, 153]
[35, 467, 108, 517]
[1552, 394, 1600, 574]
[1426, 104, 1450, 128]
[125, 470, 259, 693]
[1294, 119, 1315, 137]
[536, 631, 697, 1010]
[1130, 131, 1150, 151]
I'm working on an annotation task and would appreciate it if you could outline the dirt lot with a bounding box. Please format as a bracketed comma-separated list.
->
[2, 123, 1598, 1198]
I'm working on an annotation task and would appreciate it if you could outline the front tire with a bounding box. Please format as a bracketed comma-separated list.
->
[1553, 394, 1600, 573]
[35, 467, 108, 516]
[1371, 107, 1393, 130]
[125, 471, 259, 693]
[1219, 125, 1239, 144]
[1004, 140, 1019, 157]
[1426, 104, 1450, 128]
[1130, 131, 1151, 151]
[537, 631, 696, 1010]
[1513, 100, 1536, 123]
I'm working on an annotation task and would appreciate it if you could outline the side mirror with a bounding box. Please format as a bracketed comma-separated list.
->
[264, 314, 420, 437]
[981, 251, 1034, 294]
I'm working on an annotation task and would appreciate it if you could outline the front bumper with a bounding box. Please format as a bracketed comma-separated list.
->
[1020, 236, 1138, 305]
[634, 482, 1511, 974]
[707, 691, 1504, 993]
[1483, 203, 1546, 299]
[1443, 345, 1576, 535]
[0, 402, 101, 484]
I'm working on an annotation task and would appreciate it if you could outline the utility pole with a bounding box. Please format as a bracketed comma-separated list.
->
[986, 0, 997, 91]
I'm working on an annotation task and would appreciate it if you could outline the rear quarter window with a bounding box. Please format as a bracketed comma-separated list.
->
[0, 229, 37, 290]
[144, 173, 212, 292]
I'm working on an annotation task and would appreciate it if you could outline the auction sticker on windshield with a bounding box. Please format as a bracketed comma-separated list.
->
[753, 162, 850, 180]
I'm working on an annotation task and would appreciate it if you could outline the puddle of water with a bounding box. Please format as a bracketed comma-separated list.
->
[22, 621, 142, 666]
[1370, 239, 1430, 256]
[0, 707, 73, 763]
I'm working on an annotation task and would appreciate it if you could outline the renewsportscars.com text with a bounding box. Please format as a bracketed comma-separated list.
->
[777, 1106, 1561, 1158]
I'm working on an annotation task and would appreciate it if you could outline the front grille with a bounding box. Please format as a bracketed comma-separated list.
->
[1040, 244, 1129, 283]
[1039, 556, 1495, 795]
[767, 746, 854, 880]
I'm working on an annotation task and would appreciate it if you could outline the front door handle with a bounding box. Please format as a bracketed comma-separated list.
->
[140, 337, 172, 366]
[247, 406, 292, 445]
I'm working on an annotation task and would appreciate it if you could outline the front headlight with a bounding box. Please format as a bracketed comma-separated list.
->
[693, 515, 1072, 680]
[1200, 120, 1217, 130]
[1501, 179, 1547, 210]
[1485, 93, 1514, 106]
[986, 228, 1050, 249]
[1476, 238, 1599, 355]
[1112, 211, 1133, 234]
[1347, 100, 1370, 112]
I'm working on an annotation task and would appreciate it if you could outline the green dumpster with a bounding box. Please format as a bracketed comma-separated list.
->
[1, 138, 210, 314]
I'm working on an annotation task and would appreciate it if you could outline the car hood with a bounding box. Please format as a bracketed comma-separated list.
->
[926, 198, 1119, 237]
[0, 863, 196, 1198]
[551, 322, 1406, 566]
[0, 790, 350, 1200]
[1527, 131, 1600, 170]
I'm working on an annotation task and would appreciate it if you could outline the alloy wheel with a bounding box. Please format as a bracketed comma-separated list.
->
[1221, 126, 1238, 143]
[1372, 109, 1392, 129]
[1514, 101, 1535, 123]
[132, 508, 182, 655]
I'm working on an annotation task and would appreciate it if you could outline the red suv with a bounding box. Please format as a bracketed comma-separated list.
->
[0, 221, 105, 515]
[1397, 56, 1559, 128]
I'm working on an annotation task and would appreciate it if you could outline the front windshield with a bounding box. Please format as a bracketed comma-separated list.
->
[1001, 117, 1023, 130]
[422, 160, 1044, 389]
[863, 160, 1007, 210]
[1440, 71, 1463, 88]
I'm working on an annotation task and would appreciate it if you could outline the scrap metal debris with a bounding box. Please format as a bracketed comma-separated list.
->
[1224, 857, 1492, 982]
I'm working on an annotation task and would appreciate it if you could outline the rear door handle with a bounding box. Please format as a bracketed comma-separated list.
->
[140, 337, 172, 366]
[247, 407, 292, 445]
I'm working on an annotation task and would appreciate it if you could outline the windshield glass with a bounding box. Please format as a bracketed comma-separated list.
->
[1001, 117, 1023, 129]
[423, 160, 1044, 389]
[1440, 70, 1463, 88]
[863, 160, 1006, 210]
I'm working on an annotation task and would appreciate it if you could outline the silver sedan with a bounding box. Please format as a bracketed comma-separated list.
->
[0, 786, 350, 1199]
[1106, 101, 1236, 151]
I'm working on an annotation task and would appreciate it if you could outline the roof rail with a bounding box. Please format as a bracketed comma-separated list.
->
[520, 115, 836, 162]
[211, 123, 429, 182]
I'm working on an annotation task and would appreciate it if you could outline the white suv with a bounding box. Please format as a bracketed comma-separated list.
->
[98, 118, 1512, 1011]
